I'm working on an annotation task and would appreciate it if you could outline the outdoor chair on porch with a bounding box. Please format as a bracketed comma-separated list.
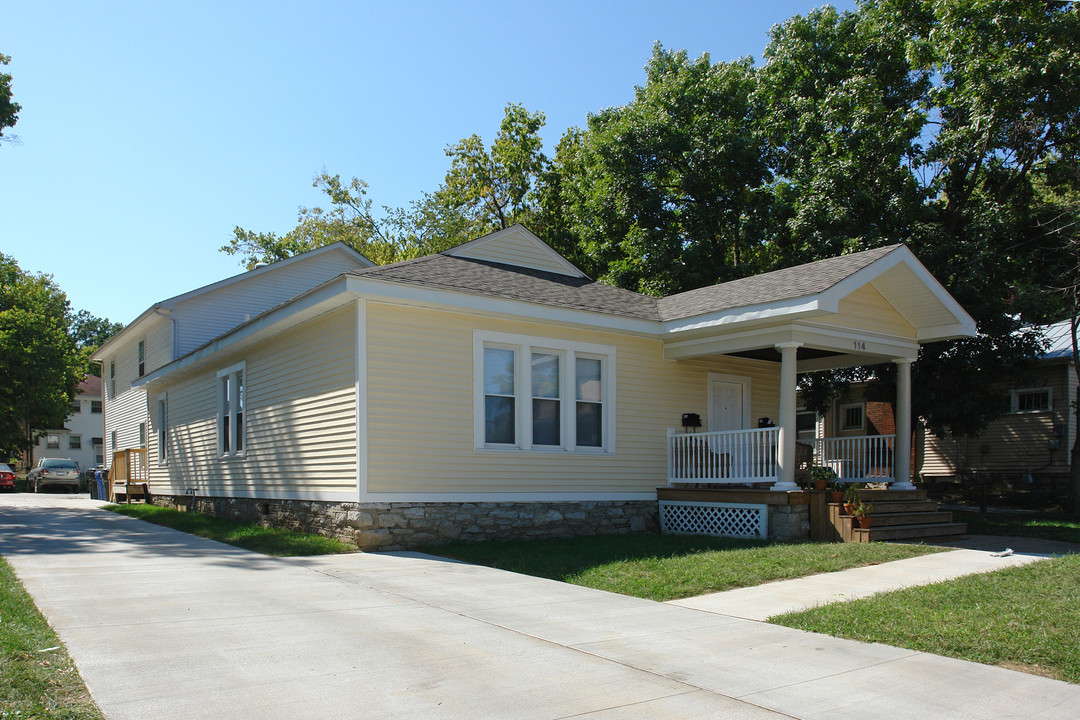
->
[794, 441, 813, 486]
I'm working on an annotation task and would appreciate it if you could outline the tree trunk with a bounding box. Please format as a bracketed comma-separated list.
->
[1068, 315, 1080, 516]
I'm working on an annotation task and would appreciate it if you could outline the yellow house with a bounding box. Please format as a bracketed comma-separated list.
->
[132, 226, 975, 548]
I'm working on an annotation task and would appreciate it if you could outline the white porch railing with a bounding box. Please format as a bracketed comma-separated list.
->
[809, 435, 895, 483]
[667, 429, 897, 486]
[667, 427, 779, 485]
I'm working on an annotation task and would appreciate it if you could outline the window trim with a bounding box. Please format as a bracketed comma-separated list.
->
[137, 340, 145, 377]
[1010, 386, 1052, 414]
[839, 402, 865, 432]
[156, 393, 168, 465]
[46, 434, 60, 449]
[216, 361, 247, 458]
[473, 330, 615, 454]
[90, 400, 102, 414]
[69, 434, 81, 450]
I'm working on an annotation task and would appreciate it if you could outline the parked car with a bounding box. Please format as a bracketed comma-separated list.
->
[0, 463, 14, 492]
[28, 458, 81, 493]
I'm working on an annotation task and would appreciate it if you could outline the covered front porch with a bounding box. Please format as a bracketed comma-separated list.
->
[663, 322, 918, 492]
[656, 244, 978, 497]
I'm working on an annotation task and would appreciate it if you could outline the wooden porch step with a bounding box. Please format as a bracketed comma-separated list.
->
[855, 489, 927, 501]
[852, 522, 968, 542]
[858, 500, 939, 514]
[862, 511, 954, 527]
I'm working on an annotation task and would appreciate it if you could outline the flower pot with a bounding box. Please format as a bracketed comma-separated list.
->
[813, 478, 828, 491]
[842, 502, 855, 515]
[856, 516, 873, 529]
[829, 491, 844, 504]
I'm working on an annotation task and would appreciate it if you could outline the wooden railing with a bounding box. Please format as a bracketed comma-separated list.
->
[110, 448, 149, 502]
[668, 427, 779, 485]
[809, 435, 895, 483]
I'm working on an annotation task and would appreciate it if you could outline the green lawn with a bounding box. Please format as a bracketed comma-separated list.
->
[0, 557, 104, 719]
[105, 504, 357, 556]
[425, 533, 945, 601]
[960, 511, 1080, 545]
[773, 553, 1080, 684]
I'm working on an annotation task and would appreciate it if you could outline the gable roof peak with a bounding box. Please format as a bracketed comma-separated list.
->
[444, 225, 587, 278]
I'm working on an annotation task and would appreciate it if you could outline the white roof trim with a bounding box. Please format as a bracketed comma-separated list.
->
[445, 224, 587, 278]
[821, 245, 977, 338]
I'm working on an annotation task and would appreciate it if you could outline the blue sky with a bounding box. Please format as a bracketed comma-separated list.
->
[2, 1, 855, 324]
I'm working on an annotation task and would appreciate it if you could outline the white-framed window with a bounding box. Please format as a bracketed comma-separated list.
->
[70, 400, 81, 414]
[138, 422, 147, 447]
[217, 362, 246, 457]
[91, 400, 102, 413]
[137, 340, 145, 377]
[474, 331, 615, 453]
[796, 408, 819, 440]
[46, 434, 60, 449]
[1011, 387, 1052, 414]
[839, 402, 865, 432]
[110, 429, 117, 451]
[69, 435, 81, 450]
[156, 393, 168, 464]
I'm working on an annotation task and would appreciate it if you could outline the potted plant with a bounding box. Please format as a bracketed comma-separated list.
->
[852, 501, 874, 529]
[827, 479, 845, 505]
[842, 483, 862, 515]
[810, 466, 834, 492]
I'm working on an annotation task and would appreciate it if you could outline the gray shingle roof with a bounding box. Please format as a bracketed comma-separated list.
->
[348, 245, 902, 323]
[348, 253, 660, 320]
[657, 245, 901, 321]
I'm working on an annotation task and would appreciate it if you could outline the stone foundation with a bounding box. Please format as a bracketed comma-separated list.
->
[150, 494, 660, 551]
[767, 503, 811, 540]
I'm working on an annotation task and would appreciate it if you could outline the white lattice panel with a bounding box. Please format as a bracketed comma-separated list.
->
[659, 501, 767, 539]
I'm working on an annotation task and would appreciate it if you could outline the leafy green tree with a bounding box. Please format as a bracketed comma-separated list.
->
[558, 46, 772, 296]
[0, 53, 18, 145]
[0, 255, 84, 463]
[752, 0, 1079, 442]
[71, 310, 124, 377]
[442, 103, 548, 233]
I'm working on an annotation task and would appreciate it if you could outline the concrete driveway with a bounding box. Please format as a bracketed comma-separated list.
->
[1, 494, 1077, 719]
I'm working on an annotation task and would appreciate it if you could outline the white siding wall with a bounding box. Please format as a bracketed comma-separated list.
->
[171, 250, 364, 355]
[149, 304, 357, 497]
[365, 302, 781, 496]
[100, 315, 170, 467]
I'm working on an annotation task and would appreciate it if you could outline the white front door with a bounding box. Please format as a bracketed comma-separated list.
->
[707, 373, 750, 432]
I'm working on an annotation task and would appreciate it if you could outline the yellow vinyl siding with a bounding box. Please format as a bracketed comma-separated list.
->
[826, 283, 916, 338]
[365, 302, 780, 494]
[455, 233, 573, 275]
[149, 304, 357, 495]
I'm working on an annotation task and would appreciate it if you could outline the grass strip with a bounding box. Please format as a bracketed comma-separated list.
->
[772, 554, 1080, 683]
[959, 511, 1080, 545]
[425, 534, 944, 601]
[105, 503, 357, 556]
[0, 556, 104, 719]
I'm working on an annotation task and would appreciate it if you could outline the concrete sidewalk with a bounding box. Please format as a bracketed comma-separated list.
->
[2, 495, 1078, 719]
[669, 537, 1068, 620]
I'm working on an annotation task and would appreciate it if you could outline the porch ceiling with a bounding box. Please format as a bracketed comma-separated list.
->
[662, 321, 919, 370]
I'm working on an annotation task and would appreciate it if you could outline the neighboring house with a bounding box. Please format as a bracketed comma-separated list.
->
[32, 376, 104, 470]
[123, 226, 975, 548]
[90, 243, 375, 475]
[918, 319, 1077, 483]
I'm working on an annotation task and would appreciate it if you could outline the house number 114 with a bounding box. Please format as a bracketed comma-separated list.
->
[852, 340, 867, 351]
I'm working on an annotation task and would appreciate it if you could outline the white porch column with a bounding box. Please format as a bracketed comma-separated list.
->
[772, 342, 802, 492]
[892, 358, 915, 490]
